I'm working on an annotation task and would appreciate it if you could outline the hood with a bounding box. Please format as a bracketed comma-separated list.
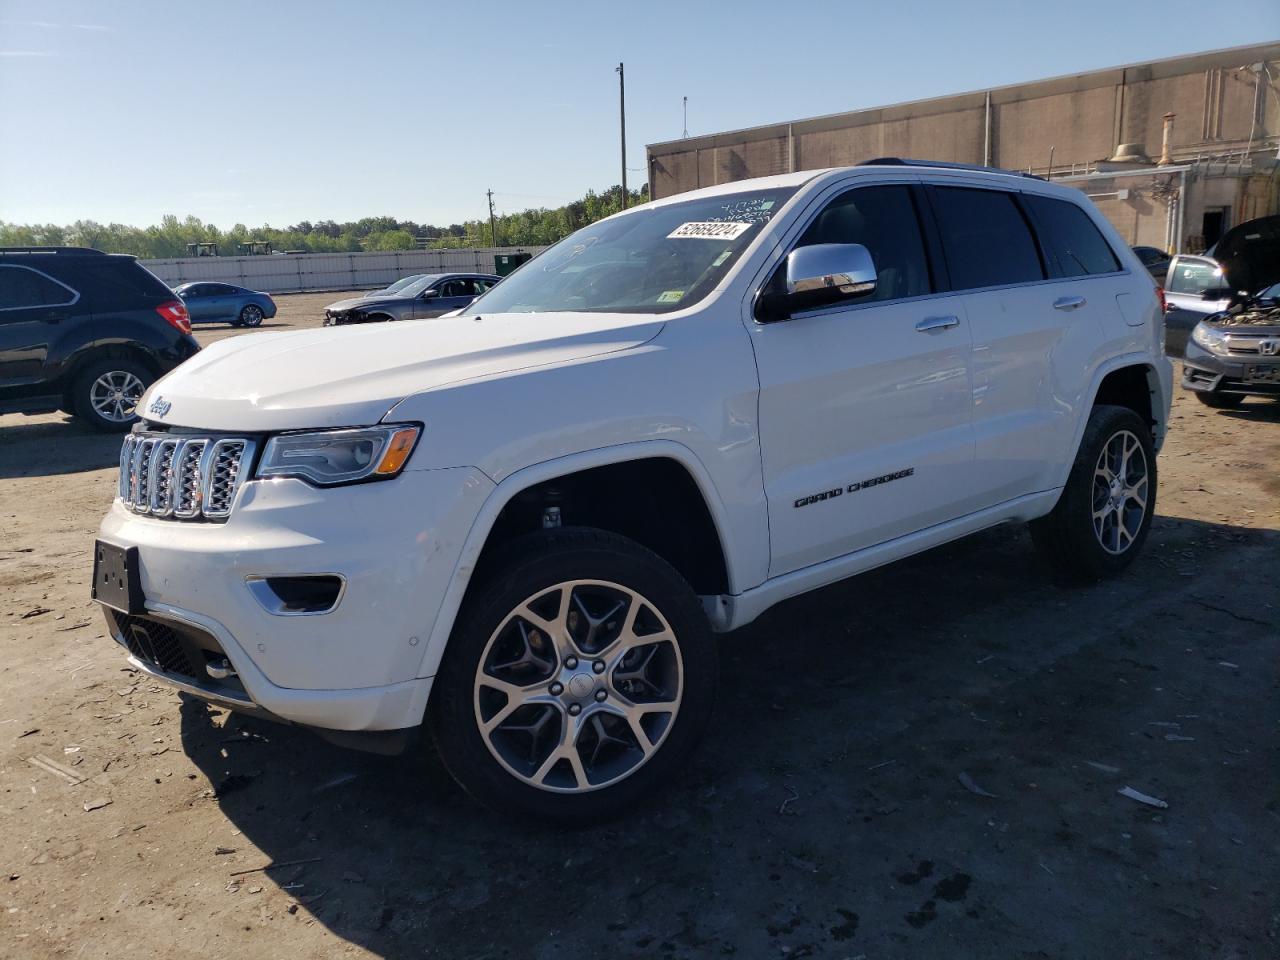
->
[325, 293, 407, 312]
[1207, 215, 1280, 295]
[140, 311, 666, 432]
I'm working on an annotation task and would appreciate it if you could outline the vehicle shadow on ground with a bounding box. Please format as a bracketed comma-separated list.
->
[177, 515, 1278, 959]
[0, 417, 122, 479]
[196, 321, 289, 332]
[1215, 398, 1280, 424]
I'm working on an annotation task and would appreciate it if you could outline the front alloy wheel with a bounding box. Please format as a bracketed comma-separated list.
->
[431, 528, 716, 823]
[475, 580, 683, 793]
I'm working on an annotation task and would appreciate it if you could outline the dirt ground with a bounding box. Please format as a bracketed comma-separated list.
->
[1, 292, 1277, 960]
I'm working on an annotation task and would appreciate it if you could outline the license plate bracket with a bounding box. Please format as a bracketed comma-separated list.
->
[1244, 364, 1280, 383]
[92, 541, 145, 615]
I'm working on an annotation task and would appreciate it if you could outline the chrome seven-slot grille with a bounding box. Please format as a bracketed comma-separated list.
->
[118, 433, 256, 520]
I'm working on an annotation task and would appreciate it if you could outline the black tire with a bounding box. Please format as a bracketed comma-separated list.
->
[1194, 390, 1244, 409]
[71, 356, 154, 432]
[430, 527, 717, 824]
[1030, 404, 1157, 581]
[238, 304, 264, 327]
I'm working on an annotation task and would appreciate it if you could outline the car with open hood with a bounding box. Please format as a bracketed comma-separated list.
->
[93, 160, 1171, 822]
[1176, 215, 1280, 407]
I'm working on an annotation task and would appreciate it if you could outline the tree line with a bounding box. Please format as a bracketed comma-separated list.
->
[0, 185, 650, 259]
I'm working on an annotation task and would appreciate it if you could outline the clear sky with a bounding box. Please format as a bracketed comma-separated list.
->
[1, 0, 1276, 229]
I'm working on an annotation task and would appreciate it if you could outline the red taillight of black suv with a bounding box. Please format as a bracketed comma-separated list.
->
[155, 300, 192, 335]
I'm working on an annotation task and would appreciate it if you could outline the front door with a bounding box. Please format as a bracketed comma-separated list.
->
[183, 284, 217, 322]
[420, 278, 477, 318]
[751, 183, 976, 577]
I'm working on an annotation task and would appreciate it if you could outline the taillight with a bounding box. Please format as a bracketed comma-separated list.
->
[156, 300, 192, 334]
[1155, 285, 1167, 314]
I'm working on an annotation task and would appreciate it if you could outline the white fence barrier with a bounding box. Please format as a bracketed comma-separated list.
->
[140, 246, 547, 294]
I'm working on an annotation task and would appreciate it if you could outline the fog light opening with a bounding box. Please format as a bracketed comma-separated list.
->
[246, 575, 345, 615]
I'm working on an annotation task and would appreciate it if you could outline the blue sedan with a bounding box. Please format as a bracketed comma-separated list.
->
[173, 282, 278, 327]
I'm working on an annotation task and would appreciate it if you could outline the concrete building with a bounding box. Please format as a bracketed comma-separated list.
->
[647, 43, 1280, 254]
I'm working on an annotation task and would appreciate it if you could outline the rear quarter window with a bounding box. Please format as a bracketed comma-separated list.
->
[75, 260, 174, 306]
[1024, 195, 1121, 277]
[930, 187, 1044, 290]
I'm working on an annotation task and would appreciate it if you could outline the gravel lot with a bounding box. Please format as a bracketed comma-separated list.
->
[1, 292, 1277, 959]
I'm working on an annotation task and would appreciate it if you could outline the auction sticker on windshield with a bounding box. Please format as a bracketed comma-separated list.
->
[668, 221, 753, 241]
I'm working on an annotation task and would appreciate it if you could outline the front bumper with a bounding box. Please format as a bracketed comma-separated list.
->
[1181, 340, 1280, 397]
[95, 465, 494, 731]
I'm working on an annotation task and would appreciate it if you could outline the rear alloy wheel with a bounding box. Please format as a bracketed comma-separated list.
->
[1031, 405, 1156, 580]
[72, 357, 153, 432]
[237, 304, 264, 327]
[431, 529, 716, 823]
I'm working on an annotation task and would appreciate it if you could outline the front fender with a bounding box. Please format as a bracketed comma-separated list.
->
[410, 439, 739, 683]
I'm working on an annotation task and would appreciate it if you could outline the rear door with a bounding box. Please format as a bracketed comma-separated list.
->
[751, 181, 978, 575]
[929, 184, 1125, 504]
[0, 263, 80, 395]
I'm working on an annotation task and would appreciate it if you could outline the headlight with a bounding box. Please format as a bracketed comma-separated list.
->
[1190, 322, 1228, 355]
[257, 424, 420, 486]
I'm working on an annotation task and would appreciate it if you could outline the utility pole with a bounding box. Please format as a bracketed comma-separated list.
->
[616, 62, 627, 208]
[487, 189, 496, 247]
[683, 96, 688, 138]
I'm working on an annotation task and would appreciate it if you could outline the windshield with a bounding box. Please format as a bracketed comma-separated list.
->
[1167, 259, 1223, 295]
[394, 274, 444, 298]
[381, 274, 425, 294]
[463, 187, 797, 315]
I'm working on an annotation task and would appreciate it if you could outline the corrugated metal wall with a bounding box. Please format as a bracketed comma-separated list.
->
[140, 246, 547, 293]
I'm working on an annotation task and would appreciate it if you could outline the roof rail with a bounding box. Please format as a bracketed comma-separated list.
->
[858, 157, 1046, 181]
[0, 246, 107, 255]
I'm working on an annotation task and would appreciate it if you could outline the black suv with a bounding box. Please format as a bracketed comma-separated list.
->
[0, 247, 200, 431]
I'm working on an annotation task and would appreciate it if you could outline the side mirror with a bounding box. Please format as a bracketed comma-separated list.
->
[421, 289, 440, 299]
[1201, 286, 1234, 301]
[756, 243, 878, 322]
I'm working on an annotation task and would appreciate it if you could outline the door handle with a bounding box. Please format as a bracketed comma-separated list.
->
[1053, 296, 1087, 311]
[915, 315, 960, 333]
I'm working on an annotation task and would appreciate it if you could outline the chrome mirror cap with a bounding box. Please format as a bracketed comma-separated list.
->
[757, 243, 878, 322]
[786, 243, 878, 297]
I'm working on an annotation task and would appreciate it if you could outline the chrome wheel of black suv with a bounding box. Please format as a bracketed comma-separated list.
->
[1031, 405, 1157, 581]
[73, 357, 154, 432]
[431, 528, 716, 823]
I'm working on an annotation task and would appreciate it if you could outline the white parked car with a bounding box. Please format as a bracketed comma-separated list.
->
[94, 160, 1173, 822]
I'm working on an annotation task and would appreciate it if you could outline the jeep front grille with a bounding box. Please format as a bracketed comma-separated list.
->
[117, 433, 255, 520]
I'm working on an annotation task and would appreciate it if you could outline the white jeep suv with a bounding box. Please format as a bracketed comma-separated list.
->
[93, 160, 1172, 821]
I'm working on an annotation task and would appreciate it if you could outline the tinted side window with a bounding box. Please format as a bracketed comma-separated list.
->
[77, 261, 172, 305]
[930, 187, 1044, 290]
[0, 265, 77, 309]
[796, 185, 930, 302]
[1025, 195, 1121, 277]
